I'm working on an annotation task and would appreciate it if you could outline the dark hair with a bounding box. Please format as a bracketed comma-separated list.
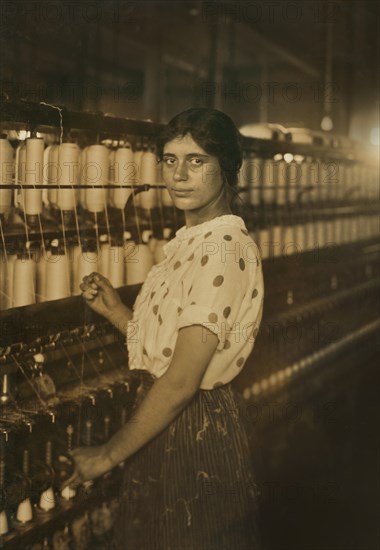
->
[156, 108, 243, 201]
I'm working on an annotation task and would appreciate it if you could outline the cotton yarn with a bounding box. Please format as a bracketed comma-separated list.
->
[0, 138, 14, 215]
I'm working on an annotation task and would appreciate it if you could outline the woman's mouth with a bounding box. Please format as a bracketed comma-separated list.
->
[172, 188, 193, 196]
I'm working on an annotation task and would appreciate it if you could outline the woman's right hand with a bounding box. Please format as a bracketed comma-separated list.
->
[79, 272, 123, 319]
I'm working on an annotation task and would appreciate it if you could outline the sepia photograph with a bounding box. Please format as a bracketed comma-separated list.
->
[0, 1, 379, 549]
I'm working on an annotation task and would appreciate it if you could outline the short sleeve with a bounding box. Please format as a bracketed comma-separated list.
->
[177, 234, 256, 351]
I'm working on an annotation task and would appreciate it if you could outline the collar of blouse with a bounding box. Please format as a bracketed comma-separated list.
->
[163, 214, 246, 257]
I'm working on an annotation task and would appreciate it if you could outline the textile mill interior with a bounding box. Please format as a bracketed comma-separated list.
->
[0, 1, 379, 549]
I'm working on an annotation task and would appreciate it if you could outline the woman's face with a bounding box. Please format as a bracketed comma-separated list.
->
[162, 133, 225, 211]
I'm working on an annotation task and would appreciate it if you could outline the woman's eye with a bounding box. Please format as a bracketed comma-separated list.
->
[190, 158, 203, 166]
[164, 158, 176, 166]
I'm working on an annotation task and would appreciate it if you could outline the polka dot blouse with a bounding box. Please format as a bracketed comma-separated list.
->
[126, 214, 264, 390]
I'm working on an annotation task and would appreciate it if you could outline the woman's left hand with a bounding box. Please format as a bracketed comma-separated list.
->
[63, 445, 112, 487]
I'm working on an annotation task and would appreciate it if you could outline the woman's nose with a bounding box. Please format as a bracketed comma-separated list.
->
[173, 161, 188, 181]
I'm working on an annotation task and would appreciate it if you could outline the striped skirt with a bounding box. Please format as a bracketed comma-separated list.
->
[110, 370, 262, 550]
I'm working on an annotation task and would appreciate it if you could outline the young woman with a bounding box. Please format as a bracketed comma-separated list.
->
[69, 108, 264, 549]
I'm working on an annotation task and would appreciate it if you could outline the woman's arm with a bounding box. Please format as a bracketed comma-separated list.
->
[67, 325, 219, 483]
[105, 301, 133, 336]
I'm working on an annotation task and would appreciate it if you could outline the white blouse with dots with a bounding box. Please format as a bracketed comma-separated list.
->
[126, 214, 264, 390]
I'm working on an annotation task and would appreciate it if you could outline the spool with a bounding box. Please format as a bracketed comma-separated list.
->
[13, 256, 36, 307]
[45, 249, 71, 301]
[108, 148, 116, 206]
[139, 151, 158, 209]
[16, 497, 33, 523]
[160, 186, 174, 207]
[58, 143, 80, 211]
[69, 245, 82, 295]
[370, 168, 377, 201]
[99, 242, 111, 278]
[141, 230, 157, 258]
[294, 224, 305, 252]
[141, 229, 153, 244]
[0, 509, 8, 535]
[85, 145, 109, 213]
[159, 151, 174, 207]
[276, 159, 286, 206]
[148, 237, 157, 254]
[368, 214, 375, 239]
[326, 220, 335, 244]
[125, 241, 153, 285]
[350, 216, 358, 241]
[359, 214, 366, 240]
[248, 157, 262, 206]
[61, 485, 76, 500]
[36, 247, 48, 303]
[15, 142, 26, 208]
[3, 253, 17, 309]
[108, 246, 125, 288]
[46, 145, 59, 206]
[317, 221, 325, 248]
[78, 148, 88, 209]
[262, 160, 276, 204]
[330, 159, 340, 202]
[75, 247, 99, 290]
[272, 226, 281, 257]
[361, 216, 367, 240]
[359, 165, 366, 199]
[133, 150, 143, 207]
[299, 158, 310, 203]
[317, 160, 326, 203]
[307, 159, 320, 203]
[157, 161, 171, 207]
[0, 138, 14, 216]
[305, 222, 315, 251]
[333, 218, 341, 244]
[282, 226, 295, 256]
[344, 217, 352, 243]
[287, 161, 300, 204]
[42, 145, 51, 206]
[113, 147, 134, 209]
[372, 214, 378, 237]
[0, 252, 4, 310]
[344, 163, 353, 196]
[352, 163, 361, 198]
[39, 487, 55, 512]
[23, 137, 44, 221]
[258, 228, 271, 259]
